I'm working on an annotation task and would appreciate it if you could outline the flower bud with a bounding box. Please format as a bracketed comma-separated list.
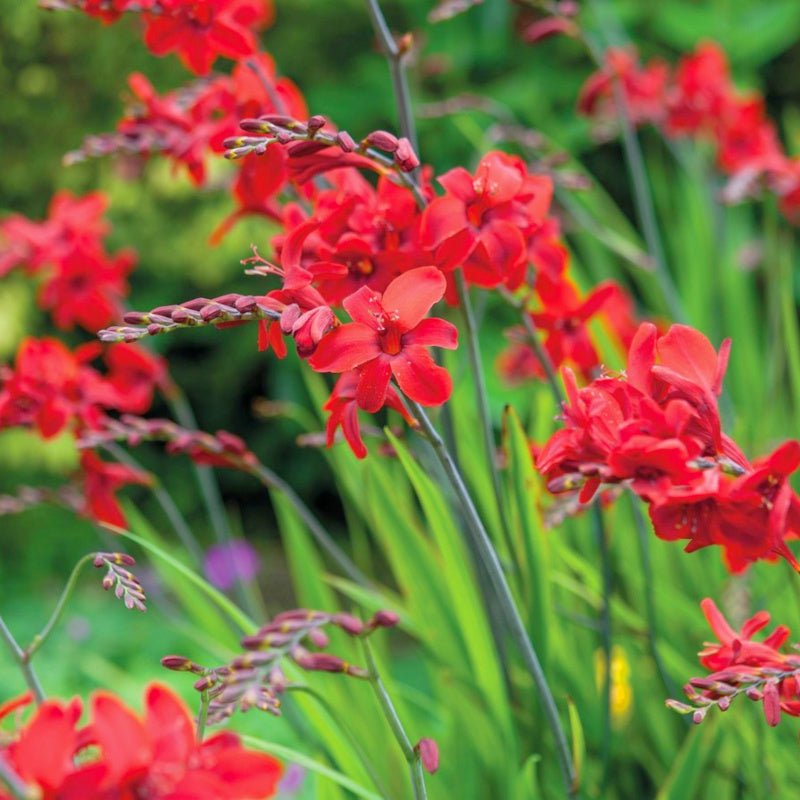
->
[394, 138, 419, 171]
[416, 738, 439, 774]
[307, 115, 326, 135]
[336, 131, 357, 152]
[763, 682, 781, 726]
[332, 613, 365, 636]
[365, 130, 400, 153]
[371, 610, 400, 628]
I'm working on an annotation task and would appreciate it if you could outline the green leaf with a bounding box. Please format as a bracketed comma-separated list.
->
[240, 736, 384, 800]
[502, 405, 553, 664]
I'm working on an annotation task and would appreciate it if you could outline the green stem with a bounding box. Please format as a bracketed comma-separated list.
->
[167, 388, 234, 551]
[0, 613, 45, 704]
[612, 81, 685, 324]
[0, 758, 30, 800]
[501, 287, 565, 406]
[25, 554, 95, 660]
[197, 688, 210, 741]
[291, 685, 394, 800]
[102, 442, 205, 568]
[406, 399, 577, 798]
[453, 271, 514, 554]
[250, 464, 370, 588]
[165, 389, 257, 616]
[363, 0, 417, 152]
[591, 505, 612, 790]
[361, 639, 427, 800]
[630, 500, 681, 703]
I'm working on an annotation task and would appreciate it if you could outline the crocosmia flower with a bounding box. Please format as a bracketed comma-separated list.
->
[309, 266, 458, 411]
[143, 0, 274, 76]
[0, 683, 282, 799]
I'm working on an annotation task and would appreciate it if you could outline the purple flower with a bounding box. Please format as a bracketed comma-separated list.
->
[278, 763, 306, 796]
[203, 539, 261, 590]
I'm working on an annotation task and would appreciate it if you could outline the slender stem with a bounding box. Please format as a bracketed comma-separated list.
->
[25, 554, 95, 660]
[0, 757, 30, 800]
[102, 442, 205, 568]
[363, 0, 417, 152]
[245, 57, 289, 116]
[501, 287, 565, 406]
[406, 399, 577, 797]
[591, 505, 612, 790]
[197, 689, 210, 741]
[453, 271, 514, 553]
[521, 313, 565, 406]
[0, 613, 45, 704]
[164, 391, 257, 616]
[610, 79, 685, 324]
[630, 500, 682, 703]
[290, 685, 394, 800]
[167, 389, 234, 549]
[362, 639, 427, 800]
[250, 464, 370, 588]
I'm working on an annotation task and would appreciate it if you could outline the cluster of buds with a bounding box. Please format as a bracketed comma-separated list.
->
[224, 114, 420, 177]
[162, 608, 400, 725]
[667, 663, 800, 727]
[0, 484, 83, 517]
[98, 293, 281, 343]
[93, 552, 147, 612]
[78, 416, 258, 471]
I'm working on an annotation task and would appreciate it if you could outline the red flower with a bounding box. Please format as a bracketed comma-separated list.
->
[664, 41, 731, 137]
[143, 0, 273, 76]
[0, 338, 113, 438]
[104, 343, 169, 415]
[80, 450, 152, 527]
[577, 47, 669, 128]
[420, 151, 553, 290]
[672, 599, 800, 724]
[0, 683, 282, 799]
[536, 323, 800, 571]
[309, 267, 458, 412]
[38, 239, 135, 333]
[0, 190, 110, 278]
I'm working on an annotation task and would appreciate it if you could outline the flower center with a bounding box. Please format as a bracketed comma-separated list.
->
[380, 322, 403, 355]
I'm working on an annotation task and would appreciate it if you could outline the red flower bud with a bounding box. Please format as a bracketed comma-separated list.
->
[416, 738, 439, 774]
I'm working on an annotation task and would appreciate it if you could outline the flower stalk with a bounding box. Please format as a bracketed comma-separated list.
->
[361, 638, 428, 800]
[406, 398, 578, 797]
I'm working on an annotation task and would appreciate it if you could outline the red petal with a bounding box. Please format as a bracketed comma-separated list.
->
[308, 324, 380, 373]
[343, 285, 383, 328]
[656, 325, 723, 395]
[419, 195, 469, 247]
[356, 357, 392, 412]
[390, 346, 452, 406]
[404, 317, 458, 349]
[382, 267, 446, 330]
[700, 597, 737, 644]
[144, 683, 194, 765]
[90, 692, 152, 782]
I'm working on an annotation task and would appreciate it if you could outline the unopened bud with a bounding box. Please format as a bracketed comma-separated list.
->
[763, 682, 781, 726]
[336, 131, 357, 152]
[307, 115, 326, 135]
[365, 130, 400, 153]
[394, 138, 419, 171]
[371, 610, 400, 628]
[416, 738, 439, 774]
[332, 613, 365, 636]
[161, 655, 196, 672]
